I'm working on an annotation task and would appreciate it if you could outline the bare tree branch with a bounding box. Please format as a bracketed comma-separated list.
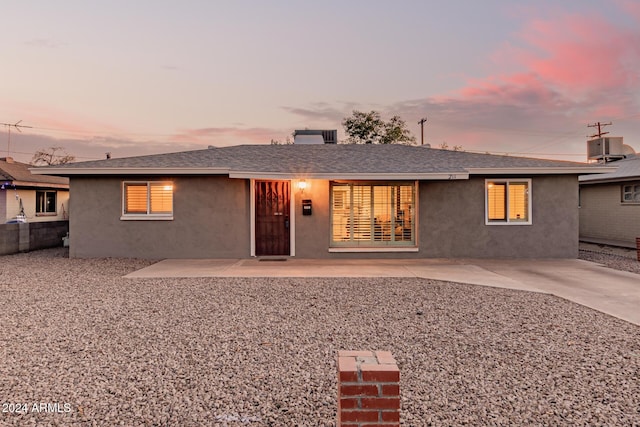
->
[31, 146, 76, 165]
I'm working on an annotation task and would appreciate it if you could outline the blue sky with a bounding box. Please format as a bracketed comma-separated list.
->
[1, 1, 639, 163]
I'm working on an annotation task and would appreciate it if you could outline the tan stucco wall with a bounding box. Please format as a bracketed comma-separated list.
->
[2, 189, 69, 223]
[0, 192, 6, 222]
[579, 182, 640, 247]
[69, 176, 250, 258]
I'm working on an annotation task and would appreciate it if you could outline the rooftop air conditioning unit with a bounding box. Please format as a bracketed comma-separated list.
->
[293, 129, 337, 144]
[320, 130, 337, 144]
[587, 137, 625, 161]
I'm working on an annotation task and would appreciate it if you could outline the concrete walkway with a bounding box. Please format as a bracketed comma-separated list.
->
[127, 258, 640, 326]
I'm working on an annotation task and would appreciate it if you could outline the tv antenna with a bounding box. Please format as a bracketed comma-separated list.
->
[1, 120, 33, 156]
[587, 121, 612, 139]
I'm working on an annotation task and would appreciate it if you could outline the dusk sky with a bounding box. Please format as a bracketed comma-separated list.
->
[2, 1, 640, 163]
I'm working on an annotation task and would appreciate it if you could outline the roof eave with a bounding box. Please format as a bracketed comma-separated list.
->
[30, 167, 231, 176]
[467, 167, 618, 175]
[229, 171, 470, 180]
[579, 175, 640, 185]
[11, 180, 69, 189]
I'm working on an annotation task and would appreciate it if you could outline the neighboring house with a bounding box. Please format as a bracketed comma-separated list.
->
[0, 157, 69, 223]
[579, 153, 640, 248]
[33, 142, 613, 259]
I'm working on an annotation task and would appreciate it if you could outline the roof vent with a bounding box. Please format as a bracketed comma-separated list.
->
[587, 137, 625, 162]
[293, 129, 337, 144]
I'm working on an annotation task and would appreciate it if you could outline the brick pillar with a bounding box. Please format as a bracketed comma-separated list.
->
[337, 350, 400, 426]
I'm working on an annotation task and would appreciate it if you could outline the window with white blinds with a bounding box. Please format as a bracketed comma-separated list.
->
[486, 179, 531, 224]
[331, 182, 415, 246]
[122, 181, 173, 219]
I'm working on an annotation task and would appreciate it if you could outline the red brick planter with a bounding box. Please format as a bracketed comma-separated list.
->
[337, 350, 400, 426]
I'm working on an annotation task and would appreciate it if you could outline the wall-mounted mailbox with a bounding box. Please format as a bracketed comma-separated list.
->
[302, 199, 312, 215]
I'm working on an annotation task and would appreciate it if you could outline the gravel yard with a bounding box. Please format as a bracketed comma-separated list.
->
[1, 248, 639, 426]
[579, 244, 640, 274]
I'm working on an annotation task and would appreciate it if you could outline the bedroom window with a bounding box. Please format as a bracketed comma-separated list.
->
[36, 190, 57, 215]
[486, 179, 531, 225]
[622, 182, 640, 203]
[122, 181, 173, 220]
[330, 182, 415, 246]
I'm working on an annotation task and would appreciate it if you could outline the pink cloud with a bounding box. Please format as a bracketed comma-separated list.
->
[618, 0, 640, 21]
[459, 73, 563, 107]
[454, 7, 640, 118]
[520, 15, 639, 93]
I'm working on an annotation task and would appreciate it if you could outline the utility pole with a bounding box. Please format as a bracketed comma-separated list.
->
[418, 117, 428, 145]
[1, 120, 33, 156]
[587, 121, 612, 139]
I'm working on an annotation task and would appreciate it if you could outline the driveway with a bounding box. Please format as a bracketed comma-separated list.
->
[127, 258, 640, 326]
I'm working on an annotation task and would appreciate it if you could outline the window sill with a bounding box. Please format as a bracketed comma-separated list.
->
[120, 216, 174, 221]
[485, 221, 532, 226]
[329, 247, 419, 253]
[36, 213, 57, 217]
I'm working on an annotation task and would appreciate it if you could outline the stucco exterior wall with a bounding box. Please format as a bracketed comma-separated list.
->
[69, 176, 250, 258]
[579, 182, 640, 247]
[292, 175, 579, 259]
[293, 179, 331, 258]
[0, 192, 6, 222]
[420, 176, 579, 258]
[70, 174, 579, 259]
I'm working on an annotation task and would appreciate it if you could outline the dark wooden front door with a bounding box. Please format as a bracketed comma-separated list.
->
[255, 180, 290, 256]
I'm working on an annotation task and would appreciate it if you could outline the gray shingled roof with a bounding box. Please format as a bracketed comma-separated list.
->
[1, 157, 69, 187]
[579, 155, 640, 183]
[32, 144, 610, 176]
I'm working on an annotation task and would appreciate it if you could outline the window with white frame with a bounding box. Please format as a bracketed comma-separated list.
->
[622, 182, 640, 203]
[331, 182, 415, 246]
[36, 190, 57, 214]
[485, 179, 531, 224]
[122, 181, 173, 219]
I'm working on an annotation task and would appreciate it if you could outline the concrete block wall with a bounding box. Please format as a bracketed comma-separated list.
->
[0, 221, 68, 255]
[28, 221, 69, 251]
[0, 223, 19, 255]
[337, 350, 400, 426]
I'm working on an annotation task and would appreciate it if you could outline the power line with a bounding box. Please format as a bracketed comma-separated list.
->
[1, 120, 33, 156]
[4, 149, 101, 161]
[1, 121, 178, 141]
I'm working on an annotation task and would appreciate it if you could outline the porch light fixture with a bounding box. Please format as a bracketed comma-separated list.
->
[297, 180, 308, 192]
